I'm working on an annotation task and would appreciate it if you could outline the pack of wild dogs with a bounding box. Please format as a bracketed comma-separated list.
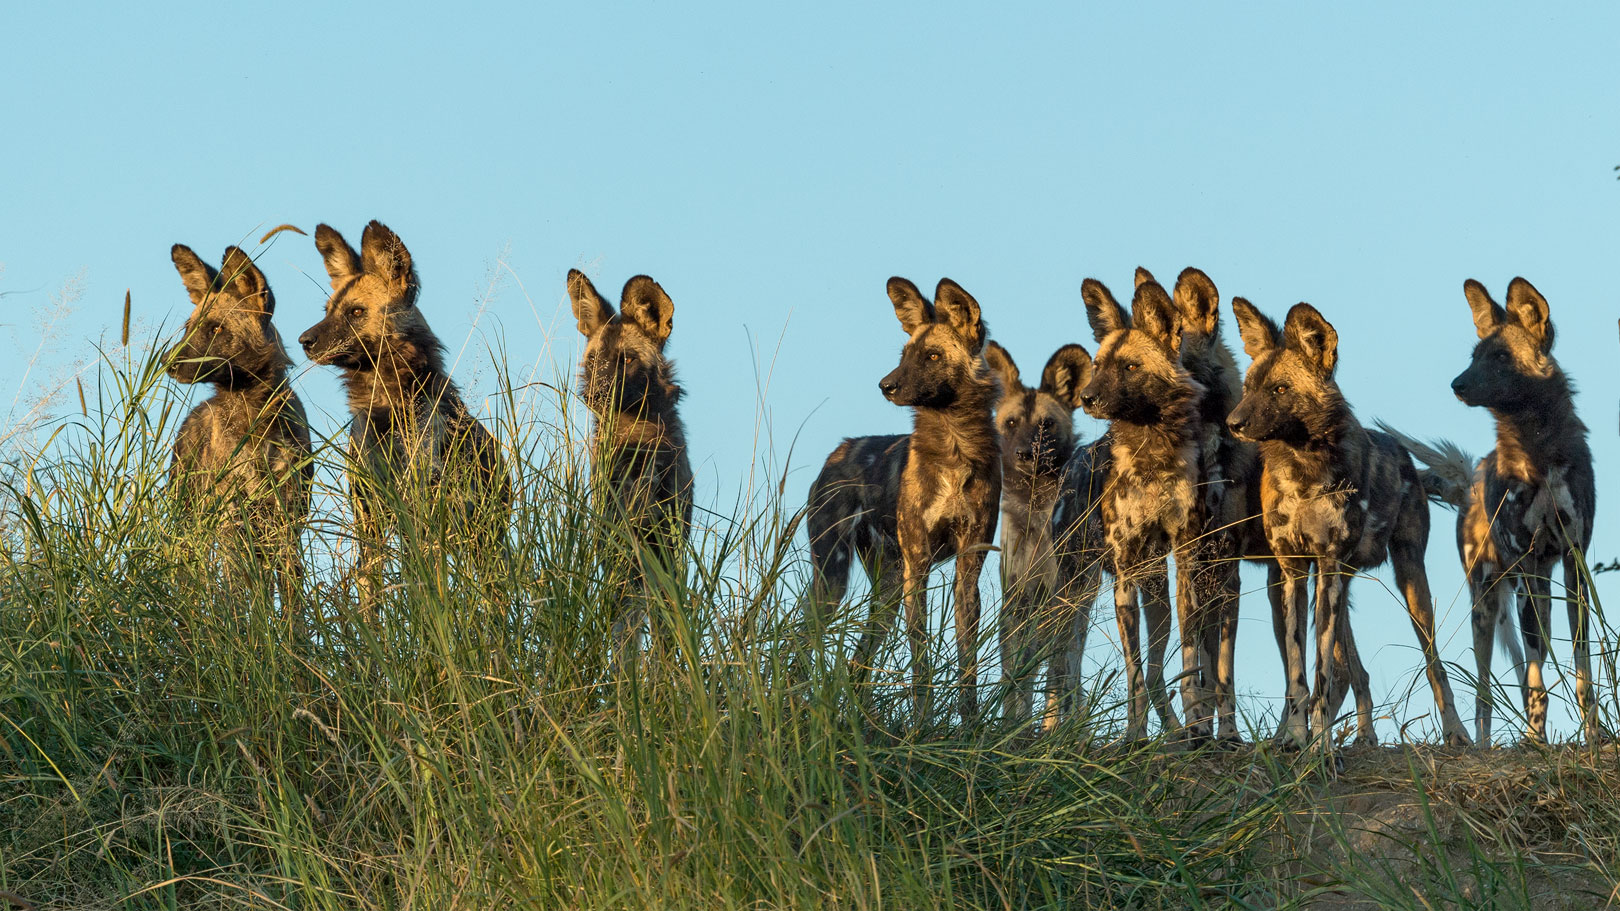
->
[162, 220, 1597, 754]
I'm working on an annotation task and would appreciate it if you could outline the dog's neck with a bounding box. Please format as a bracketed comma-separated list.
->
[909, 379, 998, 473]
[1489, 378, 1587, 483]
[342, 357, 454, 421]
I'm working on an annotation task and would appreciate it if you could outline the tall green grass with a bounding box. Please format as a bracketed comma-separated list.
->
[1, 330, 1617, 909]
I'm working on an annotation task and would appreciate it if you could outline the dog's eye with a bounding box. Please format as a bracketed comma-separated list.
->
[1125, 363, 1138, 372]
[211, 324, 224, 335]
[1272, 383, 1289, 395]
[1004, 417, 1019, 429]
[349, 307, 363, 318]
[1493, 349, 1511, 362]
[928, 352, 940, 361]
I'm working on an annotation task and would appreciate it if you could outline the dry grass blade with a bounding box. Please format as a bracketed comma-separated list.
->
[258, 224, 307, 243]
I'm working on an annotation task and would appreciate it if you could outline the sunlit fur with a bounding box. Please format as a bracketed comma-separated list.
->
[166, 243, 312, 631]
[1395, 277, 1596, 744]
[567, 269, 694, 676]
[801, 277, 1000, 725]
[984, 340, 1092, 729]
[299, 221, 511, 613]
[1229, 299, 1469, 751]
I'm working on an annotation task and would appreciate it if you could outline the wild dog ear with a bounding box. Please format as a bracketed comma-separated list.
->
[1282, 303, 1339, 375]
[566, 269, 614, 338]
[314, 224, 361, 290]
[621, 274, 675, 343]
[1081, 278, 1129, 343]
[887, 277, 933, 335]
[983, 341, 1022, 396]
[1174, 267, 1221, 337]
[933, 279, 986, 352]
[359, 220, 415, 294]
[1231, 297, 1279, 359]
[1505, 276, 1553, 353]
[1039, 343, 1093, 409]
[1134, 266, 1157, 289]
[171, 244, 219, 307]
[1132, 280, 1184, 358]
[220, 246, 272, 315]
[1462, 279, 1506, 340]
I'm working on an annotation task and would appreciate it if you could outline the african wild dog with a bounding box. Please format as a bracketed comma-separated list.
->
[167, 244, 313, 632]
[566, 269, 694, 673]
[1077, 275, 1217, 741]
[1385, 277, 1596, 744]
[1140, 265, 1274, 744]
[298, 221, 511, 612]
[1227, 300, 1470, 751]
[983, 340, 1092, 728]
[801, 278, 1000, 725]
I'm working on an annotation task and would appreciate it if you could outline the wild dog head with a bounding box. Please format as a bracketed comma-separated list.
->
[985, 340, 1091, 479]
[1227, 300, 1345, 444]
[879, 278, 991, 408]
[566, 269, 679, 418]
[299, 221, 441, 372]
[166, 244, 291, 387]
[1077, 277, 1197, 424]
[1451, 277, 1558, 409]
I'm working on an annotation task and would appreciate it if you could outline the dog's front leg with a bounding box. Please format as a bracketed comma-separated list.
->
[952, 544, 986, 727]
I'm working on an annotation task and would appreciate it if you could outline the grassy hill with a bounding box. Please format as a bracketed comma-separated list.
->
[2, 351, 1617, 910]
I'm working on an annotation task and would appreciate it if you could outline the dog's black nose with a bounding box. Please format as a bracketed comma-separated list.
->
[1227, 416, 1246, 434]
[879, 378, 899, 397]
[1078, 392, 1095, 408]
[298, 329, 317, 350]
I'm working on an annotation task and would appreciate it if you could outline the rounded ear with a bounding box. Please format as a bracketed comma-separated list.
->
[1173, 267, 1221, 337]
[983, 341, 1022, 395]
[1282, 303, 1339, 375]
[621, 274, 674, 343]
[1231, 297, 1280, 359]
[1039, 343, 1093, 409]
[1081, 278, 1129, 343]
[171, 244, 218, 306]
[887, 276, 933, 336]
[220, 246, 272, 314]
[1132, 280, 1183, 358]
[1134, 266, 1157, 290]
[933, 279, 985, 352]
[314, 224, 361, 290]
[359, 220, 414, 291]
[1463, 279, 1506, 341]
[1505, 276, 1553, 353]
[567, 269, 614, 338]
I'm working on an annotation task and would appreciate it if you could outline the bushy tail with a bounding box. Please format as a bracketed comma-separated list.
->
[1374, 420, 1475, 511]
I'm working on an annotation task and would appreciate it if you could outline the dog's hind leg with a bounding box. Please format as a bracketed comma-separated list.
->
[1564, 551, 1600, 742]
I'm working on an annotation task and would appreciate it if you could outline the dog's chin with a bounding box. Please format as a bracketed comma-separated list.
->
[309, 347, 362, 370]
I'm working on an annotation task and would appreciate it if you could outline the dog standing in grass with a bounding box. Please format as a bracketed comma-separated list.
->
[166, 243, 313, 633]
[983, 340, 1092, 728]
[566, 269, 693, 675]
[1077, 276, 1211, 740]
[299, 221, 511, 612]
[1388, 278, 1596, 744]
[801, 278, 1000, 725]
[1227, 300, 1471, 751]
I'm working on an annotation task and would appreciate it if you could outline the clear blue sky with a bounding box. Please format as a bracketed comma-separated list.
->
[4, 2, 1617, 740]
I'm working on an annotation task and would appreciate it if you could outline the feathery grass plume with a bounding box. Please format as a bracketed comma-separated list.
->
[121, 289, 130, 346]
